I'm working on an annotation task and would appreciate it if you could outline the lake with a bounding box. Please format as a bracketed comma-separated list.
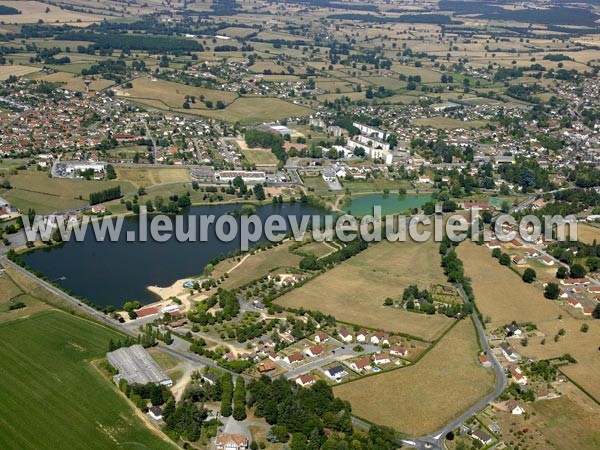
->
[341, 193, 432, 216]
[21, 203, 322, 308]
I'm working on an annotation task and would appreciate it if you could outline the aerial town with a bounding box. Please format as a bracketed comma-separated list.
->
[0, 1, 599, 450]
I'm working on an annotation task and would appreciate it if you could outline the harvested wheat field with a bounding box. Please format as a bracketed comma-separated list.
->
[0, 65, 40, 80]
[457, 241, 561, 328]
[334, 320, 495, 435]
[277, 239, 452, 340]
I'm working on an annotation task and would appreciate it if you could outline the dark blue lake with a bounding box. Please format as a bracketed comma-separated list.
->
[21, 203, 322, 308]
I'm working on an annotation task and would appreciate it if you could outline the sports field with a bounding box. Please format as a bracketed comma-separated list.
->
[334, 320, 495, 435]
[277, 239, 451, 340]
[0, 310, 176, 450]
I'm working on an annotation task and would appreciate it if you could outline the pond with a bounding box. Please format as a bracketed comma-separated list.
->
[341, 193, 432, 216]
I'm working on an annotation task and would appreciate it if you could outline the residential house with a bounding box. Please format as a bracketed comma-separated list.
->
[202, 373, 220, 386]
[508, 365, 528, 385]
[561, 278, 591, 286]
[314, 332, 329, 343]
[389, 345, 408, 357]
[370, 332, 388, 346]
[540, 256, 554, 266]
[566, 296, 582, 309]
[326, 365, 348, 381]
[257, 361, 276, 373]
[356, 329, 368, 343]
[305, 345, 324, 358]
[215, 433, 249, 450]
[506, 399, 524, 415]
[506, 323, 522, 337]
[351, 358, 371, 372]
[148, 406, 163, 421]
[284, 352, 304, 365]
[512, 256, 526, 265]
[499, 343, 520, 362]
[296, 374, 316, 388]
[338, 328, 353, 343]
[478, 354, 492, 367]
[372, 352, 391, 365]
[472, 429, 493, 446]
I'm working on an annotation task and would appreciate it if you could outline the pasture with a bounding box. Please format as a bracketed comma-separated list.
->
[276, 239, 452, 341]
[334, 320, 495, 435]
[0, 310, 176, 450]
[198, 97, 314, 125]
[4, 170, 134, 214]
[0, 272, 51, 321]
[32, 71, 114, 91]
[412, 117, 488, 129]
[575, 223, 600, 245]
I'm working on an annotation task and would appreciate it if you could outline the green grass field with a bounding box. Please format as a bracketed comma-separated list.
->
[0, 310, 176, 450]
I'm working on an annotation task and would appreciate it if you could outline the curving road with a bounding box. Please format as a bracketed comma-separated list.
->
[400, 284, 507, 449]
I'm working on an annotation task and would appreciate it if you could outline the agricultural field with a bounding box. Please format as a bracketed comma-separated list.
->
[0, 270, 51, 321]
[198, 97, 314, 125]
[277, 238, 452, 341]
[3, 170, 134, 214]
[334, 320, 495, 435]
[0, 310, 176, 450]
[412, 117, 489, 129]
[31, 71, 114, 91]
[0, 1, 107, 24]
[118, 77, 237, 107]
[575, 223, 600, 245]
[114, 167, 191, 189]
[0, 65, 40, 80]
[458, 241, 600, 402]
[456, 241, 561, 328]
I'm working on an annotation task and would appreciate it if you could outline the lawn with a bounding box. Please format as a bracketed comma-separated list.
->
[334, 320, 495, 435]
[277, 238, 452, 340]
[0, 310, 176, 450]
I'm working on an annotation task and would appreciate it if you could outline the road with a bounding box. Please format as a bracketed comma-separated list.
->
[403, 285, 508, 450]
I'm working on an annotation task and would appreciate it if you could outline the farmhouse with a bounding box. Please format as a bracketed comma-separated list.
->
[107, 345, 172, 386]
[499, 343, 520, 362]
[296, 374, 316, 388]
[215, 433, 249, 450]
